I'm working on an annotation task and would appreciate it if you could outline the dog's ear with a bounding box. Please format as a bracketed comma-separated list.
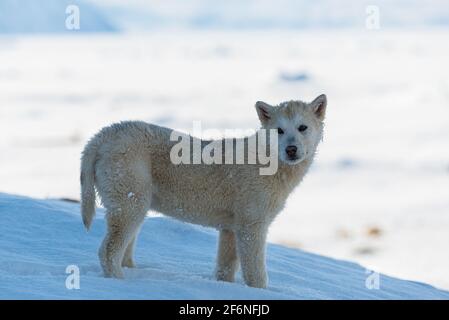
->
[310, 94, 327, 121]
[255, 101, 274, 125]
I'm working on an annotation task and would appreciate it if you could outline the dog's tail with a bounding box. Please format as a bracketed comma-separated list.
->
[80, 139, 98, 231]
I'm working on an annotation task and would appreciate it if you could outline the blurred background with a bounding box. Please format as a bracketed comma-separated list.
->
[0, 0, 448, 290]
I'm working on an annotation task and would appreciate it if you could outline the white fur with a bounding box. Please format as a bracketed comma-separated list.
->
[80, 94, 327, 288]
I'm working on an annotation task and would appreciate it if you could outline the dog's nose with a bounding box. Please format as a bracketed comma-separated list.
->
[286, 145, 297, 157]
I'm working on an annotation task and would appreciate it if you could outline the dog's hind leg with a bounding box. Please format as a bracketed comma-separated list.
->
[97, 178, 151, 278]
[96, 154, 152, 278]
[99, 208, 146, 278]
[122, 225, 142, 268]
[215, 229, 239, 282]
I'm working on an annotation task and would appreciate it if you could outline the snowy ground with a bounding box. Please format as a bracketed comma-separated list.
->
[0, 29, 449, 292]
[0, 193, 448, 299]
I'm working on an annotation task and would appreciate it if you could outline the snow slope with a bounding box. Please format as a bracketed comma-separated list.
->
[0, 193, 447, 299]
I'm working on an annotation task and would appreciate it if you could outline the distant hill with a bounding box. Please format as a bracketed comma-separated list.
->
[1, 0, 448, 34]
[91, 0, 449, 31]
[0, 0, 117, 33]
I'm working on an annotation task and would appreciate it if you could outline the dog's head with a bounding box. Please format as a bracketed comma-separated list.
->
[255, 94, 327, 165]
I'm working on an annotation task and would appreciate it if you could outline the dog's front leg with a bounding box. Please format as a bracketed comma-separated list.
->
[215, 229, 239, 282]
[236, 224, 268, 288]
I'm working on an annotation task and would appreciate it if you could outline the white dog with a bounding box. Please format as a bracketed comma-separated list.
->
[80, 94, 327, 288]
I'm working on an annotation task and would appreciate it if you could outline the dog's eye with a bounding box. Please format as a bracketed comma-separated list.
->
[298, 125, 308, 132]
[277, 128, 284, 134]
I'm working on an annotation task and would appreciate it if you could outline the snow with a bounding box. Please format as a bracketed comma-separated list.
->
[0, 193, 448, 299]
[1, 0, 449, 293]
[0, 29, 448, 291]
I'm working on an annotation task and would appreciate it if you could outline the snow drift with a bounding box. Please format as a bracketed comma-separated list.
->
[0, 193, 447, 299]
